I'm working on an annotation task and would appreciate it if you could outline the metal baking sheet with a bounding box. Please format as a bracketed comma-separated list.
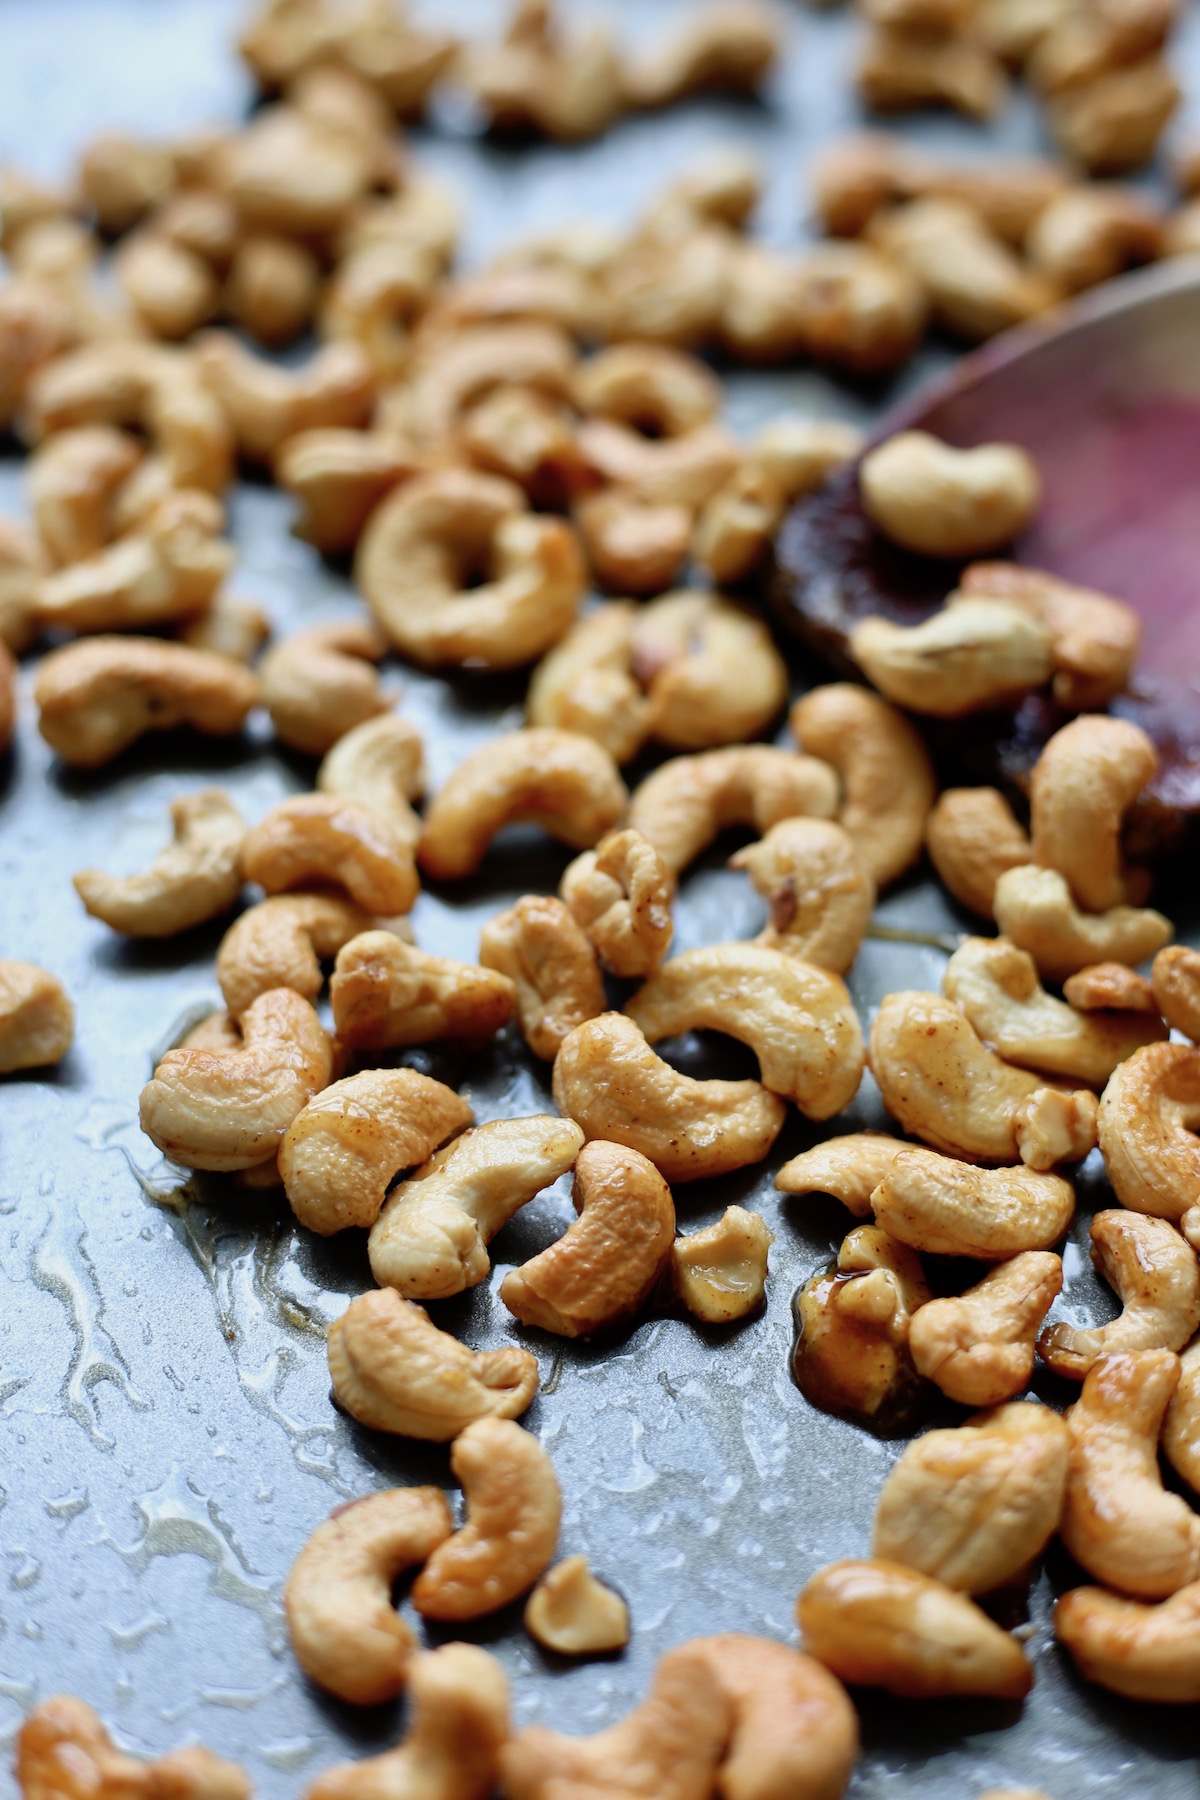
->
[2, 3, 1199, 1796]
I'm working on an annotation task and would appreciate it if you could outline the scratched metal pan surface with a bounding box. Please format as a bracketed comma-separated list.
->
[2, 2, 1200, 1796]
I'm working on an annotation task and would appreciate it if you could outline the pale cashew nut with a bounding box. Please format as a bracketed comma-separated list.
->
[1055, 1580, 1200, 1704]
[672, 1205, 773, 1324]
[686, 1633, 860, 1800]
[115, 230, 219, 342]
[959, 560, 1140, 709]
[575, 489, 691, 596]
[908, 1253, 1064, 1407]
[872, 1402, 1069, 1593]
[625, 1, 781, 108]
[330, 930, 516, 1052]
[499, 1138, 675, 1338]
[1097, 1042, 1200, 1220]
[751, 415, 865, 494]
[1152, 944, 1200, 1041]
[729, 819, 874, 975]
[28, 425, 141, 566]
[139, 986, 332, 1170]
[626, 944, 864, 1119]
[573, 341, 719, 435]
[870, 990, 1098, 1168]
[1040, 1211, 1200, 1378]
[419, 730, 627, 881]
[792, 240, 929, 375]
[859, 431, 1041, 558]
[776, 1131, 912, 1219]
[34, 636, 260, 768]
[1060, 1349, 1200, 1600]
[34, 489, 234, 636]
[850, 598, 1053, 717]
[321, 238, 438, 381]
[217, 893, 375, 1017]
[553, 1012, 785, 1183]
[369, 1116, 585, 1299]
[285, 1488, 453, 1704]
[926, 787, 1032, 918]
[576, 417, 739, 511]
[872, 1148, 1075, 1258]
[396, 323, 575, 453]
[524, 1557, 630, 1656]
[197, 331, 374, 462]
[870, 199, 1055, 341]
[275, 427, 417, 554]
[242, 796, 419, 915]
[73, 787, 245, 938]
[797, 1559, 1033, 1700]
[691, 462, 786, 584]
[1029, 714, 1157, 912]
[0, 961, 74, 1073]
[629, 589, 788, 752]
[479, 896, 605, 1061]
[527, 603, 649, 763]
[280, 1067, 473, 1234]
[1065, 961, 1159, 1013]
[627, 745, 838, 885]
[260, 619, 389, 756]
[225, 234, 320, 350]
[993, 864, 1172, 981]
[327, 1290, 538, 1439]
[16, 1695, 251, 1800]
[559, 828, 673, 979]
[317, 711, 425, 850]
[1164, 1339, 1200, 1498]
[0, 516, 44, 652]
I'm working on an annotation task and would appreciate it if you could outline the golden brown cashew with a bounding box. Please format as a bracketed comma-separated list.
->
[574, 340, 719, 433]
[959, 561, 1140, 710]
[926, 787, 1033, 919]
[630, 590, 788, 752]
[396, 323, 575, 453]
[16, 1695, 251, 1800]
[34, 637, 260, 768]
[776, 1131, 912, 1219]
[28, 425, 141, 566]
[327, 1290, 538, 1440]
[691, 460, 787, 583]
[870, 990, 1098, 1168]
[1164, 1340, 1200, 1497]
[1065, 961, 1159, 1013]
[789, 683, 935, 889]
[686, 1634, 860, 1800]
[797, 1559, 1033, 1700]
[285, 1488, 454, 1704]
[330, 930, 516, 1052]
[626, 944, 865, 1119]
[500, 1138, 675, 1338]
[851, 598, 1053, 718]
[459, 385, 585, 509]
[1061, 1350, 1200, 1600]
[412, 1419, 561, 1621]
[419, 730, 627, 881]
[197, 331, 375, 462]
[115, 230, 219, 342]
[369, 1116, 585, 1299]
[625, 1, 781, 107]
[993, 863, 1172, 981]
[553, 1012, 786, 1184]
[859, 431, 1041, 558]
[317, 711, 425, 850]
[0, 961, 75, 1074]
[225, 234, 320, 351]
[559, 828, 673, 978]
[139, 986, 332, 1171]
[793, 1224, 931, 1430]
[1055, 1579, 1200, 1704]
[217, 893, 375, 1017]
[576, 417, 738, 512]
[870, 198, 1054, 341]
[260, 619, 389, 756]
[627, 745, 839, 885]
[305, 1643, 510, 1800]
[33, 489, 234, 636]
[872, 1402, 1069, 1594]
[479, 896, 606, 1061]
[459, 0, 624, 146]
[872, 1149, 1075, 1259]
[242, 796, 419, 916]
[1097, 1042, 1200, 1220]
[909, 1253, 1064, 1407]
[179, 591, 271, 665]
[73, 787, 245, 938]
[275, 427, 417, 554]
[279, 1067, 473, 1235]
[1039, 1212, 1200, 1378]
[672, 1205, 773, 1325]
[1152, 944, 1200, 1041]
[729, 818, 875, 975]
[526, 602, 649, 762]
[1030, 714, 1157, 912]
[792, 240, 928, 375]
[575, 488, 691, 595]
[524, 1557, 630, 1656]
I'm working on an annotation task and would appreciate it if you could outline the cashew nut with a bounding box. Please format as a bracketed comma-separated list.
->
[1097, 1042, 1200, 1220]
[500, 1138, 675, 1338]
[1065, 960, 1159, 1013]
[672, 1205, 773, 1324]
[729, 818, 875, 975]
[260, 619, 389, 756]
[857, 23, 1007, 119]
[993, 864, 1172, 981]
[28, 424, 141, 567]
[34, 636, 260, 768]
[872, 1148, 1076, 1259]
[368, 1115, 585, 1299]
[524, 1557, 629, 1656]
[1164, 1339, 1200, 1498]
[851, 597, 1053, 718]
[792, 1224, 931, 1430]
[908, 1253, 1064, 1407]
[197, 331, 374, 461]
[225, 234, 320, 351]
[630, 589, 788, 752]
[627, 745, 839, 885]
[575, 488, 691, 595]
[395, 323, 575, 453]
[0, 960, 75, 1073]
[1040, 1211, 1200, 1378]
[859, 431, 1041, 558]
[576, 417, 738, 512]
[419, 729, 627, 881]
[1055, 1579, 1200, 1704]
[573, 340, 719, 434]
[275, 427, 417, 554]
[78, 132, 174, 232]
[625, 1, 780, 107]
[460, 384, 585, 509]
[33, 489, 234, 637]
[926, 787, 1033, 919]
[73, 788, 245, 939]
[959, 560, 1140, 709]
[280, 1067, 473, 1235]
[0, 516, 43, 652]
[285, 1487, 453, 1703]
[16, 1695, 251, 1800]
[316, 710, 425, 853]
[691, 462, 787, 584]
[792, 240, 929, 374]
[330, 930, 516, 1052]
[115, 230, 219, 342]
[559, 828, 673, 978]
[242, 796, 419, 916]
[179, 591, 271, 666]
[327, 1290, 538, 1439]
[479, 896, 605, 1061]
[776, 1131, 912, 1219]
[139, 986, 332, 1171]
[870, 198, 1055, 340]
[526, 602, 649, 763]
[1152, 943, 1200, 1041]
[217, 892, 376, 1017]
[1029, 714, 1157, 913]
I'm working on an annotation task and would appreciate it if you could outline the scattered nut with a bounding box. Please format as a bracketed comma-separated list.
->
[317, 711, 426, 850]
[28, 425, 141, 567]
[178, 590, 271, 664]
[0, 961, 75, 1074]
[197, 332, 375, 462]
[73, 787, 245, 938]
[330, 929, 516, 1051]
[242, 795, 419, 915]
[1152, 943, 1200, 1041]
[627, 745, 838, 885]
[909, 1252, 1064, 1407]
[1055, 1578, 1200, 1704]
[479, 896, 606, 1061]
[1027, 183, 1163, 292]
[524, 1557, 630, 1656]
[860, 431, 1041, 558]
[16, 1695, 250, 1800]
[1097, 1042, 1200, 1220]
[34, 636, 259, 768]
[872, 1147, 1076, 1258]
[926, 786, 1033, 918]
[630, 589, 788, 752]
[1030, 714, 1156, 912]
[871, 197, 1058, 340]
[526, 602, 649, 762]
[34, 489, 234, 637]
[993, 863, 1173, 981]
[857, 24, 1008, 120]
[559, 828, 673, 979]
[672, 1205, 773, 1324]
[959, 560, 1140, 710]
[793, 240, 929, 373]
[0, 517, 44, 651]
[260, 619, 388, 756]
[729, 818, 874, 974]
[792, 1225, 932, 1431]
[575, 488, 692, 595]
[1065, 960, 1159, 1013]
[225, 233, 321, 348]
[275, 427, 416, 555]
[624, 1, 781, 108]
[217, 893, 374, 1017]
[1164, 1339, 1200, 1498]
[1039, 1211, 1200, 1378]
[851, 598, 1053, 717]
[776, 1131, 912, 1219]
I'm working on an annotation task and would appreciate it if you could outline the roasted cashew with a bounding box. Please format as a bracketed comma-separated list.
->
[28, 424, 141, 567]
[1097, 1042, 1200, 1220]
[793, 1224, 932, 1430]
[321, 237, 438, 382]
[115, 230, 219, 342]
[369, 1116, 585, 1299]
[179, 591, 271, 665]
[396, 323, 575, 453]
[776, 1131, 912, 1219]
[1061, 1349, 1200, 1600]
[873, 1402, 1069, 1593]
[872, 1148, 1075, 1259]
[16, 1695, 251, 1800]
[626, 745, 838, 885]
[1040, 1211, 1200, 1378]
[857, 22, 1006, 119]
[197, 332, 374, 462]
[500, 1138, 675, 1338]
[552, 1012, 786, 1184]
[1066, 960, 1159, 1013]
[33, 488, 234, 636]
[626, 944, 864, 1119]
[559, 828, 673, 979]
[870, 198, 1055, 341]
[0, 516, 43, 652]
[691, 462, 786, 583]
[78, 132, 175, 233]
[993, 864, 1172, 981]
[625, 1, 781, 107]
[479, 896, 605, 1061]
[791, 240, 928, 375]
[460, 0, 624, 141]
[460, 384, 585, 510]
[275, 427, 416, 554]
[860, 431, 1041, 558]
[524, 1557, 630, 1656]
[285, 1487, 453, 1704]
[789, 683, 935, 889]
[797, 1559, 1033, 1700]
[317, 711, 425, 852]
[1055, 1579, 1200, 1704]
[1152, 944, 1200, 1041]
[526, 602, 649, 763]
[926, 787, 1033, 919]
[260, 619, 388, 756]
[1164, 1340, 1200, 1497]
[73, 787, 245, 938]
[327, 1290, 538, 1439]
[851, 597, 1053, 718]
[225, 234, 320, 350]
[870, 990, 1098, 1168]
[576, 417, 739, 512]
[0, 961, 75, 1074]
[729, 819, 874, 975]
[908, 1253, 1063, 1407]
[629, 589, 788, 752]
[242, 796, 419, 916]
[419, 730, 627, 881]
[1030, 714, 1157, 913]
[217, 893, 374, 1017]
[575, 488, 691, 595]
[959, 560, 1140, 710]
[573, 341, 719, 435]
[280, 1067, 473, 1234]
[330, 930, 516, 1052]
[672, 1205, 773, 1324]
[34, 636, 260, 768]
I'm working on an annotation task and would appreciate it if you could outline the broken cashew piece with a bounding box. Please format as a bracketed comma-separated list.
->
[330, 929, 516, 1052]
[216, 893, 374, 1018]
[1055, 1579, 1200, 1705]
[909, 1253, 1063, 1408]
[775, 1132, 911, 1220]
[872, 1148, 1075, 1260]
[1066, 961, 1159, 1014]
[260, 619, 389, 757]
[524, 1557, 630, 1656]
[793, 1225, 931, 1431]
[1039, 1211, 1200, 1378]
[926, 787, 1033, 919]
[850, 597, 1053, 718]
[16, 1696, 251, 1800]
[992, 864, 1172, 982]
[317, 711, 425, 850]
[0, 960, 74, 1073]
[34, 636, 259, 768]
[729, 817, 874, 975]
[859, 431, 1040, 558]
[242, 796, 419, 916]
[1097, 1042, 1200, 1221]
[1029, 714, 1157, 913]
[559, 828, 673, 978]
[672, 1205, 773, 1325]
[73, 787, 246, 939]
[479, 895, 606, 1061]
[1152, 944, 1200, 1042]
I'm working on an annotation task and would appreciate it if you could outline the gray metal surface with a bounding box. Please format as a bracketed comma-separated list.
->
[1, 3, 1199, 1796]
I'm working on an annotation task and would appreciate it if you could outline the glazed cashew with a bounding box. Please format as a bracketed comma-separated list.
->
[870, 990, 1098, 1168]
[793, 1225, 931, 1431]
[260, 619, 388, 756]
[327, 1290, 538, 1439]
[1164, 1340, 1200, 1497]
[139, 987, 332, 1171]
[396, 323, 575, 453]
[73, 787, 245, 938]
[317, 711, 425, 851]
[629, 589, 788, 752]
[279, 1067, 473, 1235]
[926, 787, 1033, 919]
[672, 1205, 773, 1324]
[908, 1253, 1064, 1407]
[275, 427, 416, 554]
[1097, 1042, 1200, 1220]
[0, 961, 75, 1073]
[559, 828, 673, 979]
[242, 796, 419, 916]
[197, 331, 374, 462]
[850, 598, 1053, 718]
[776, 1131, 912, 1219]
[16, 1695, 251, 1800]
[479, 896, 605, 1061]
[870, 198, 1056, 341]
[553, 1012, 785, 1183]
[1061, 1350, 1200, 1600]
[872, 1148, 1075, 1259]
[28, 425, 141, 567]
[575, 488, 691, 595]
[959, 561, 1140, 710]
[729, 819, 874, 975]
[33, 489, 234, 636]
[1055, 1579, 1200, 1704]
[789, 683, 935, 889]
[993, 864, 1172, 981]
[1066, 960, 1159, 1013]
[1030, 714, 1157, 913]
[217, 893, 374, 1017]
[419, 730, 627, 881]
[873, 1402, 1069, 1593]
[285, 1488, 453, 1704]
[34, 637, 260, 768]
[797, 1560, 1033, 1700]
[1152, 944, 1200, 1041]
[500, 1138, 675, 1338]
[626, 944, 864, 1119]
[526, 602, 649, 763]
[627, 746, 838, 885]
[524, 1557, 630, 1656]
[369, 1115, 585, 1299]
[1040, 1212, 1200, 1379]
[573, 340, 719, 435]
[330, 930, 516, 1052]
[859, 431, 1041, 558]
